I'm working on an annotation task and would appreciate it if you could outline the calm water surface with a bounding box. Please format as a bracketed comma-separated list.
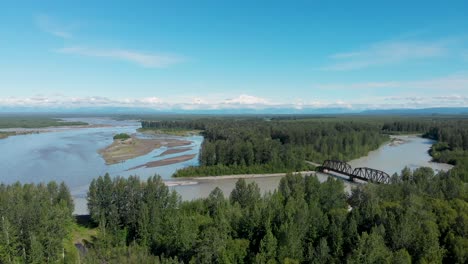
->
[0, 119, 452, 214]
[0, 118, 202, 214]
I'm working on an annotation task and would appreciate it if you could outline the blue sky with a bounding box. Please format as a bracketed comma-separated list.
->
[1, 0, 468, 110]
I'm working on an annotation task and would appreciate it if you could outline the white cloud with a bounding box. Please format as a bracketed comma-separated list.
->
[223, 94, 269, 105]
[0, 94, 271, 109]
[322, 40, 447, 71]
[36, 14, 73, 39]
[56, 47, 184, 68]
[1, 82, 468, 111]
[36, 15, 184, 68]
[0, 93, 467, 111]
[137, 97, 163, 104]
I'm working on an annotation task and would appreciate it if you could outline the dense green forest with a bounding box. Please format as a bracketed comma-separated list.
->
[0, 182, 75, 263]
[142, 119, 388, 177]
[82, 167, 466, 263]
[1, 168, 466, 263]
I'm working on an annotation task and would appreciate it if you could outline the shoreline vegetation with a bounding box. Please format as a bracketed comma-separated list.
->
[138, 127, 202, 136]
[99, 134, 192, 165]
[0, 131, 14, 139]
[0, 116, 88, 129]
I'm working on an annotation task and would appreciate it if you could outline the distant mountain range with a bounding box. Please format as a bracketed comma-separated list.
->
[1, 106, 468, 116]
[360, 107, 468, 115]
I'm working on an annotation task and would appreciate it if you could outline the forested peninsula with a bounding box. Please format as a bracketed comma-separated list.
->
[142, 118, 388, 177]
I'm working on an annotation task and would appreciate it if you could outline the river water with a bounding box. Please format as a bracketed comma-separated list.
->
[0, 118, 452, 214]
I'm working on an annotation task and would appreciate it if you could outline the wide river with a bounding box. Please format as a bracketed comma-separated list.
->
[0, 118, 452, 214]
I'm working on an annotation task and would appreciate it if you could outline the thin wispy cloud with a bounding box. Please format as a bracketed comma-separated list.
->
[322, 40, 447, 71]
[35, 14, 184, 68]
[35, 14, 73, 39]
[313, 73, 468, 91]
[56, 46, 184, 68]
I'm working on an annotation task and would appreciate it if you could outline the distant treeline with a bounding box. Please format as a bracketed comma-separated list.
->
[0, 116, 87, 129]
[142, 119, 388, 177]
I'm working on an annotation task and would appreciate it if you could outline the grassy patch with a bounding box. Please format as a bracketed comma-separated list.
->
[71, 222, 98, 245]
[63, 215, 98, 263]
[0, 131, 14, 139]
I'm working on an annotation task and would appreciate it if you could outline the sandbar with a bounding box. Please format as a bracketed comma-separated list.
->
[127, 154, 196, 170]
[159, 147, 192, 156]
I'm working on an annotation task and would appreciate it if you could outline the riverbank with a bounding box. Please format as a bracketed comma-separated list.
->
[99, 135, 192, 165]
[0, 131, 15, 139]
[191, 170, 316, 180]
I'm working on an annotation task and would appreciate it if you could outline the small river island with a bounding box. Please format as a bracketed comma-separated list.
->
[99, 134, 192, 165]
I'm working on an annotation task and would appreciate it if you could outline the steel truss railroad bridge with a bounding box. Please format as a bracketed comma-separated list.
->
[317, 160, 391, 184]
